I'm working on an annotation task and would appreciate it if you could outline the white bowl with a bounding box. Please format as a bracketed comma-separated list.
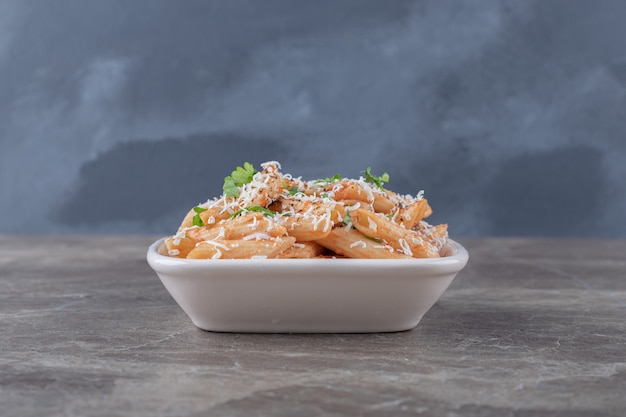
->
[147, 238, 468, 333]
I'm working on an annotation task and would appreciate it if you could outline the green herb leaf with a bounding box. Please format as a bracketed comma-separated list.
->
[288, 186, 300, 196]
[246, 205, 276, 216]
[321, 193, 329, 198]
[362, 167, 390, 190]
[192, 214, 204, 227]
[223, 176, 239, 197]
[314, 174, 342, 183]
[229, 205, 277, 219]
[343, 210, 352, 228]
[191, 206, 208, 226]
[229, 209, 244, 219]
[192, 206, 208, 225]
[231, 162, 257, 184]
[223, 162, 258, 197]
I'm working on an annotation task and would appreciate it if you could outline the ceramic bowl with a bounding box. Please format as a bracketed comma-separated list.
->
[147, 238, 468, 333]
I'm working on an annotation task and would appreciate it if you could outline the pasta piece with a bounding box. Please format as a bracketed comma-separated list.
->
[398, 199, 430, 230]
[405, 231, 441, 258]
[164, 236, 197, 258]
[372, 193, 396, 214]
[331, 181, 373, 203]
[351, 208, 404, 243]
[417, 222, 448, 249]
[341, 200, 374, 212]
[282, 216, 333, 242]
[199, 206, 231, 226]
[269, 197, 312, 214]
[331, 205, 348, 226]
[186, 213, 287, 242]
[423, 203, 433, 219]
[177, 199, 233, 232]
[277, 241, 325, 258]
[351, 208, 439, 258]
[316, 227, 411, 259]
[187, 237, 296, 259]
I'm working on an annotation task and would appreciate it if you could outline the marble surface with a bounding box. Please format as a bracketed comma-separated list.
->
[1, 237, 625, 416]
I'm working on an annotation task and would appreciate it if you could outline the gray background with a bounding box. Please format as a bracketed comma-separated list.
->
[1, 0, 625, 237]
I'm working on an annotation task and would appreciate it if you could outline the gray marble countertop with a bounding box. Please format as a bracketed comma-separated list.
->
[1, 237, 625, 416]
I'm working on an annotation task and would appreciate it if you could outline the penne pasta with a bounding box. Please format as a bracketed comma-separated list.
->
[277, 241, 325, 258]
[164, 161, 450, 259]
[398, 199, 430, 230]
[331, 181, 373, 203]
[283, 216, 333, 242]
[185, 213, 287, 242]
[351, 208, 440, 258]
[187, 237, 295, 259]
[316, 228, 411, 259]
[164, 236, 197, 258]
[372, 193, 396, 214]
[418, 222, 448, 250]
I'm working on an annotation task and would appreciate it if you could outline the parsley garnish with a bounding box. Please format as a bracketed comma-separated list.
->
[362, 167, 390, 190]
[321, 193, 329, 198]
[192, 206, 207, 226]
[288, 186, 300, 196]
[314, 174, 342, 183]
[223, 162, 257, 197]
[229, 205, 277, 219]
[343, 211, 352, 228]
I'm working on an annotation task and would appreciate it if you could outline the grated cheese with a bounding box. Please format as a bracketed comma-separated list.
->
[367, 217, 377, 232]
[373, 244, 395, 253]
[349, 240, 367, 248]
[243, 233, 272, 241]
[202, 240, 231, 251]
[398, 238, 413, 256]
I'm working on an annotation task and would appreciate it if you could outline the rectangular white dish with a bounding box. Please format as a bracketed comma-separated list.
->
[147, 238, 468, 333]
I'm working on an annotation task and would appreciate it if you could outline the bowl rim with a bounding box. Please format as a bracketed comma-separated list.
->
[147, 237, 469, 275]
